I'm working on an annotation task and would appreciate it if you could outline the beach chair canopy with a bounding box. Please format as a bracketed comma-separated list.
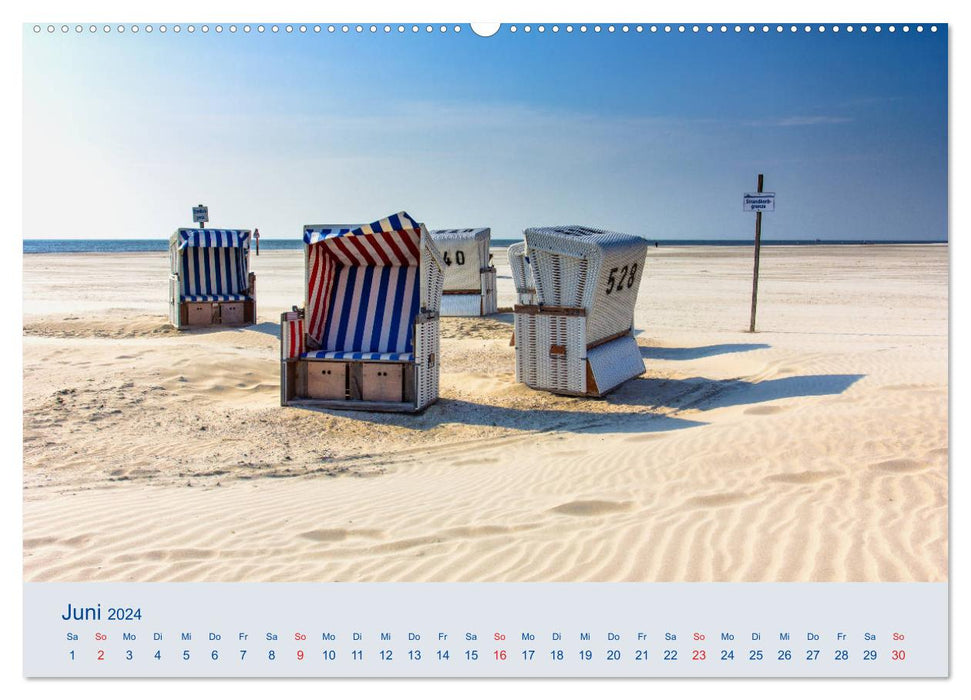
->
[171, 228, 252, 302]
[429, 228, 491, 291]
[524, 225, 648, 345]
[302, 212, 441, 361]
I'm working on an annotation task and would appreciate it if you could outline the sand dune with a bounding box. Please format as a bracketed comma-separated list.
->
[23, 245, 948, 582]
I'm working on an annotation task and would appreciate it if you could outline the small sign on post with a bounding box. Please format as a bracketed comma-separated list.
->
[746, 176, 773, 332]
[743, 192, 776, 212]
[192, 204, 209, 229]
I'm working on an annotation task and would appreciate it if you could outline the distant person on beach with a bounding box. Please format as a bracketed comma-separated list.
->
[253, 228, 260, 255]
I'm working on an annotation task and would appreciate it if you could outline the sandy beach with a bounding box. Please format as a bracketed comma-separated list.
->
[22, 244, 948, 583]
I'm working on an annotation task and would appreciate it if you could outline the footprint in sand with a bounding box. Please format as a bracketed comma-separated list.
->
[550, 500, 633, 517]
[744, 404, 787, 415]
[869, 458, 927, 473]
[113, 548, 215, 562]
[625, 433, 666, 443]
[684, 492, 752, 508]
[452, 457, 500, 466]
[442, 523, 541, 538]
[300, 528, 383, 542]
[764, 470, 843, 485]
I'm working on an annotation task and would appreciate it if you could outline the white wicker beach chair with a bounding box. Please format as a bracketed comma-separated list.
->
[169, 228, 256, 329]
[513, 226, 648, 397]
[280, 212, 446, 413]
[428, 228, 498, 316]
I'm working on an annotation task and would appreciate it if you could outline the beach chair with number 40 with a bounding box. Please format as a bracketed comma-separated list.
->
[428, 228, 498, 317]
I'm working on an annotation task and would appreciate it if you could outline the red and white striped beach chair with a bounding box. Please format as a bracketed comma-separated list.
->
[280, 212, 445, 412]
[169, 228, 256, 329]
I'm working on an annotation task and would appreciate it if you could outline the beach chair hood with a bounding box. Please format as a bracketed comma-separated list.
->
[302, 211, 444, 351]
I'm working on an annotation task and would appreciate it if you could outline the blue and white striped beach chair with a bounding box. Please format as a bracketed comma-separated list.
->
[280, 212, 446, 412]
[169, 228, 256, 328]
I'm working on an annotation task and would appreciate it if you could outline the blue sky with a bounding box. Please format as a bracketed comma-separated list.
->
[22, 24, 948, 240]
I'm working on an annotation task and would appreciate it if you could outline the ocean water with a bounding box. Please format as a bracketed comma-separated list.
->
[22, 238, 946, 254]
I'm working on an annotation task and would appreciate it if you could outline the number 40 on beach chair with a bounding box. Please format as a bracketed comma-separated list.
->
[280, 212, 446, 413]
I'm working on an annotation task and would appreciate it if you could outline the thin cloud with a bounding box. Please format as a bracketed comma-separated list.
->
[746, 115, 853, 127]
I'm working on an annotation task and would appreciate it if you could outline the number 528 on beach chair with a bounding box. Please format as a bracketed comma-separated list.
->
[513, 226, 649, 397]
[280, 212, 446, 413]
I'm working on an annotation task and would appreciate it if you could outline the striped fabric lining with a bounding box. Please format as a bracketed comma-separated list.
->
[301, 350, 414, 362]
[180, 247, 249, 299]
[283, 317, 306, 359]
[177, 229, 251, 249]
[304, 212, 419, 254]
[320, 265, 419, 354]
[183, 293, 251, 302]
[304, 212, 423, 353]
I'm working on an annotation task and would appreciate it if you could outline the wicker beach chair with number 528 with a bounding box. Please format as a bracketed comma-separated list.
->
[280, 212, 446, 413]
[513, 226, 648, 397]
[428, 228, 498, 317]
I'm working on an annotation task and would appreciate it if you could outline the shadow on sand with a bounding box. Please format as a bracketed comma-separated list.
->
[640, 343, 771, 361]
[177, 321, 281, 338]
[302, 397, 708, 435]
[610, 373, 864, 411]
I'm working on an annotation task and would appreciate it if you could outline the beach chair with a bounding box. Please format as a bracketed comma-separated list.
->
[507, 241, 536, 305]
[513, 226, 648, 397]
[169, 228, 256, 329]
[428, 228, 498, 316]
[280, 212, 446, 413]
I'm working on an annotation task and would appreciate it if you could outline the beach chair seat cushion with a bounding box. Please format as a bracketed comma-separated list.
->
[182, 293, 252, 302]
[300, 350, 415, 362]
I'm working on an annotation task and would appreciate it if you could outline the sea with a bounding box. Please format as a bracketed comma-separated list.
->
[22, 239, 947, 254]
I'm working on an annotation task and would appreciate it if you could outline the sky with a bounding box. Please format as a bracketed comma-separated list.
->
[22, 23, 948, 240]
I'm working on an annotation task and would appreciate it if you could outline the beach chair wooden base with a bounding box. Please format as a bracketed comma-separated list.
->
[176, 299, 256, 329]
[513, 305, 645, 397]
[286, 398, 424, 414]
[280, 357, 429, 413]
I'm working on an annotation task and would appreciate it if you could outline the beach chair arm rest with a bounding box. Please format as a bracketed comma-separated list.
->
[513, 304, 586, 318]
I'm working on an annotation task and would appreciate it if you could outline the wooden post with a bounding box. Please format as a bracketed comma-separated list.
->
[749, 173, 764, 333]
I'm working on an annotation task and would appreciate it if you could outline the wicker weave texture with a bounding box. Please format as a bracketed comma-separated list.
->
[507, 242, 537, 305]
[513, 312, 538, 387]
[168, 275, 180, 327]
[481, 269, 498, 315]
[420, 227, 446, 314]
[441, 294, 483, 317]
[533, 314, 587, 393]
[587, 335, 645, 395]
[414, 316, 440, 409]
[429, 228, 491, 291]
[524, 227, 648, 345]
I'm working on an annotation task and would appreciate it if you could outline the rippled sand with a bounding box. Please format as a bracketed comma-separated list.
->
[22, 244, 948, 582]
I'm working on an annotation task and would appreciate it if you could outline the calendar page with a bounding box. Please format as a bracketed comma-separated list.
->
[20, 4, 949, 683]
